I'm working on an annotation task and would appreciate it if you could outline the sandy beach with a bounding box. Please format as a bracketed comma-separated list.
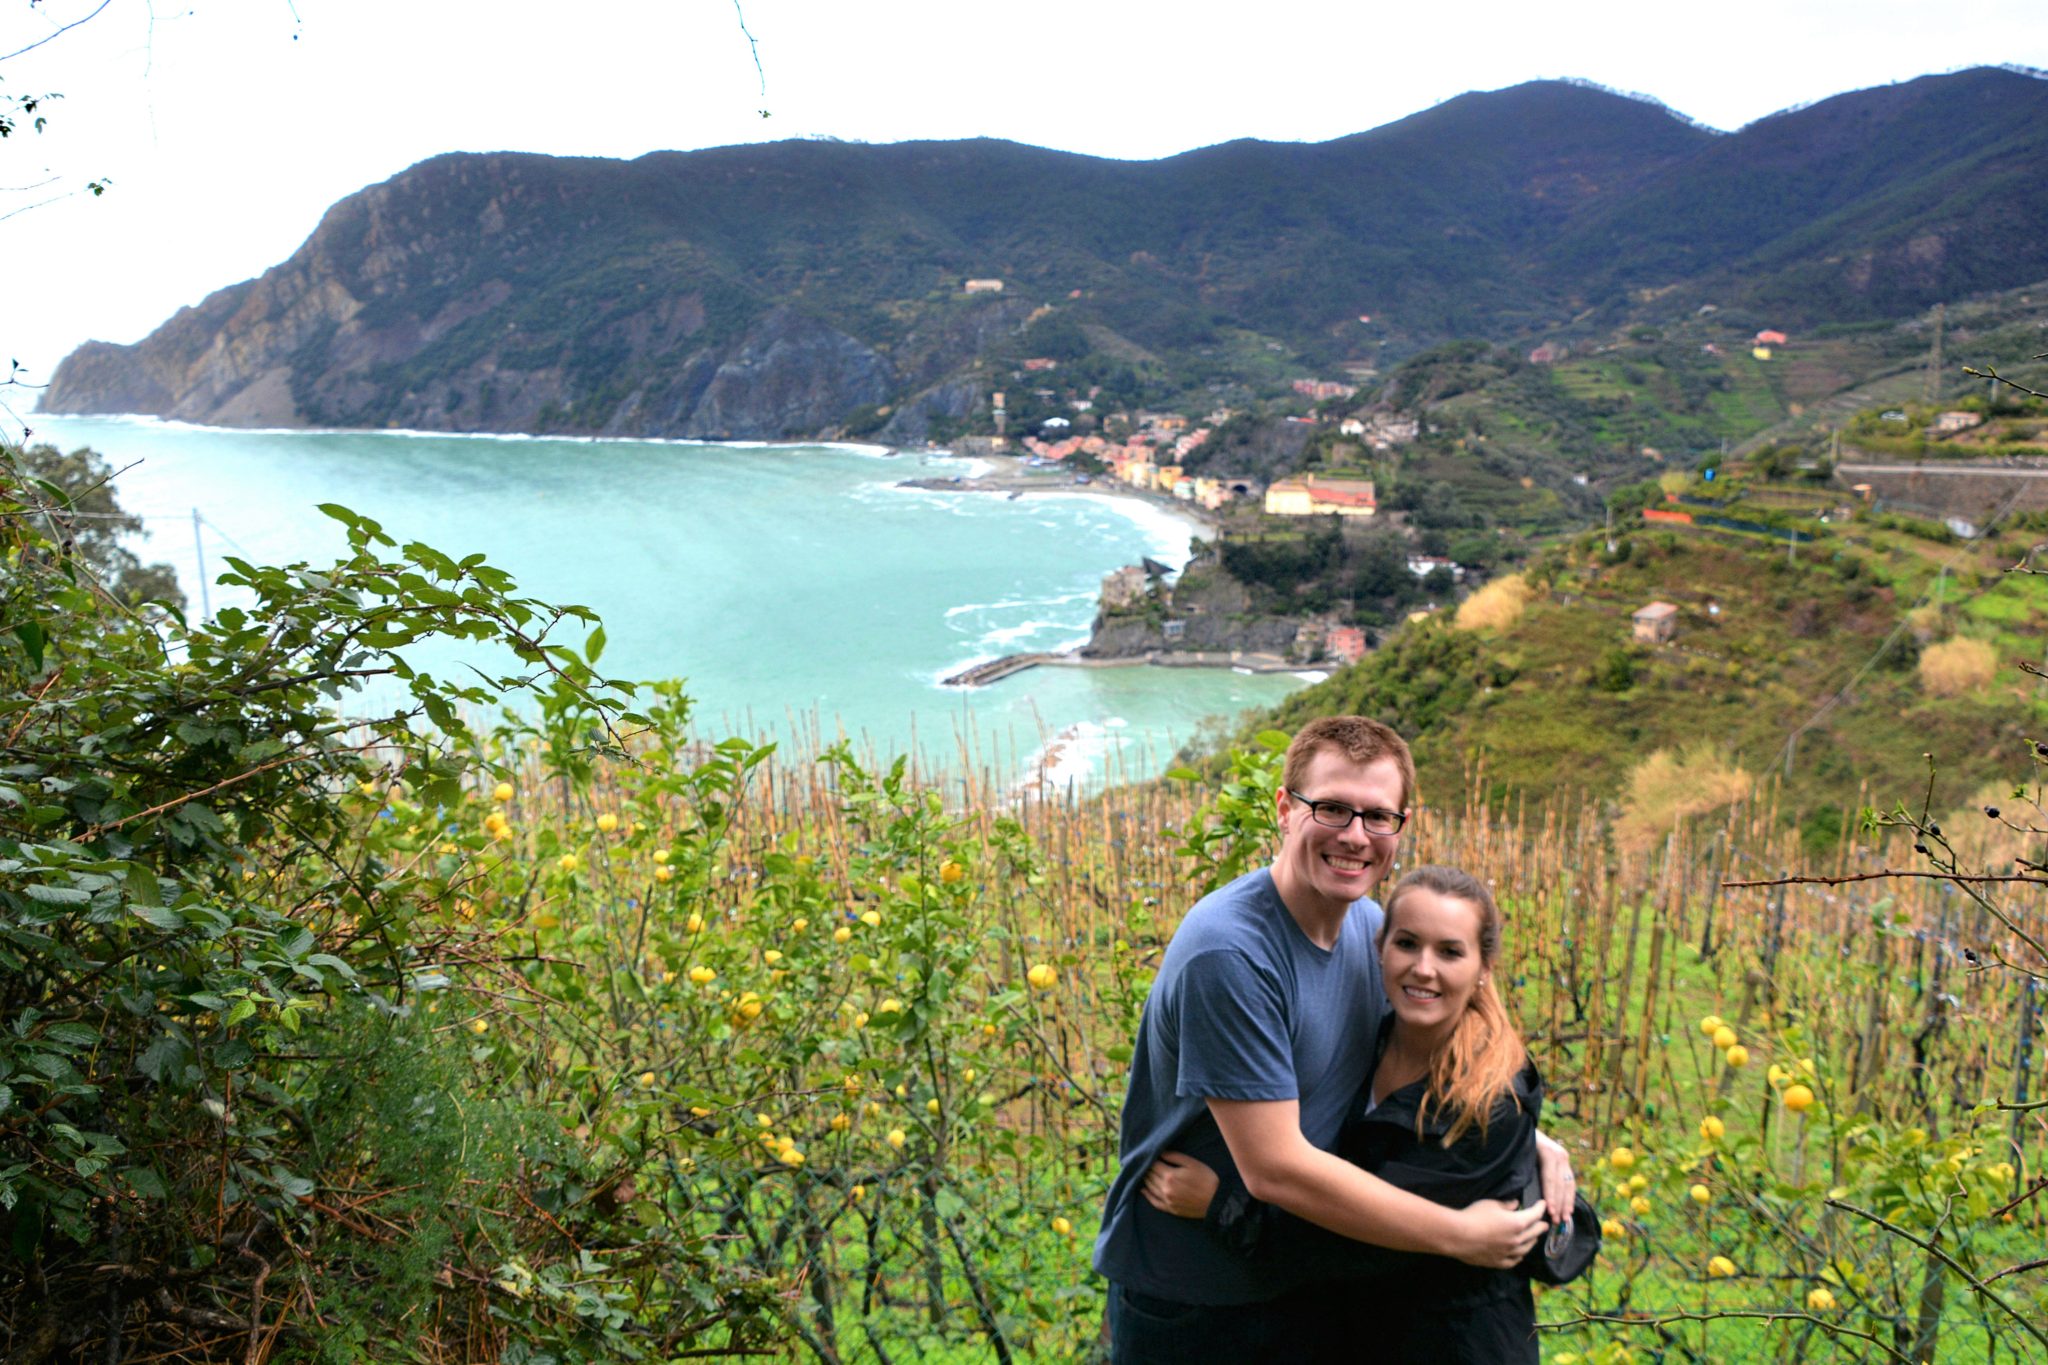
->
[896, 452, 1219, 544]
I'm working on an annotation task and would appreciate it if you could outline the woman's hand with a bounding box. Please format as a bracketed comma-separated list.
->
[1534, 1131, 1576, 1224]
[1140, 1150, 1219, 1219]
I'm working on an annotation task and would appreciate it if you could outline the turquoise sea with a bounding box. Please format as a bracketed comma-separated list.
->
[37, 416, 1310, 787]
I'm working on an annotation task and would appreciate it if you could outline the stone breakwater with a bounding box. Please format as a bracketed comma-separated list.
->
[941, 648, 1298, 688]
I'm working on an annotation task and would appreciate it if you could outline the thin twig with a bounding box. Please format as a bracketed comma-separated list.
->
[1555, 1309, 1912, 1363]
[1724, 869, 2048, 889]
[1825, 1196, 2048, 1355]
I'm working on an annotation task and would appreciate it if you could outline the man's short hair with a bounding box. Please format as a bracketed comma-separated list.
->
[1282, 716, 1416, 810]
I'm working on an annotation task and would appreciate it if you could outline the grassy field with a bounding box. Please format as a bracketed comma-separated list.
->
[371, 717, 2048, 1363]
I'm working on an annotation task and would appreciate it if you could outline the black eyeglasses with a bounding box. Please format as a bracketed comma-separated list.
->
[1287, 790, 1406, 835]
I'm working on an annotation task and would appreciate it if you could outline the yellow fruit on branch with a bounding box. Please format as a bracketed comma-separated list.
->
[1600, 1218, 1625, 1238]
[1712, 1025, 1738, 1050]
[1629, 1195, 1651, 1215]
[1782, 1084, 1815, 1112]
[1051, 1216, 1073, 1236]
[1690, 1184, 1711, 1205]
[1698, 1014, 1724, 1037]
[834, 925, 852, 944]
[689, 966, 716, 984]
[492, 781, 514, 803]
[886, 1129, 906, 1150]
[1723, 1044, 1749, 1068]
[860, 910, 883, 928]
[1026, 963, 1058, 990]
[1699, 1115, 1726, 1141]
[1707, 1255, 1736, 1278]
[1608, 1146, 1636, 1172]
[940, 860, 965, 884]
[1806, 1287, 1836, 1311]
[596, 812, 619, 833]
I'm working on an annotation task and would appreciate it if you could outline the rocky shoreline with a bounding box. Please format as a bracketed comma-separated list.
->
[904, 455, 1344, 684]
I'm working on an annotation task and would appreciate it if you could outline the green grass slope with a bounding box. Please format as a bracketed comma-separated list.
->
[1254, 523, 2048, 841]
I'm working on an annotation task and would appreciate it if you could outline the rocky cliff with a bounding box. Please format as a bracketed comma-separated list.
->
[41, 69, 2048, 437]
[1081, 560, 1307, 660]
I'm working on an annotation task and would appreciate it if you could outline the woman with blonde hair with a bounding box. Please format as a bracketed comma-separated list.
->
[1142, 865, 1568, 1362]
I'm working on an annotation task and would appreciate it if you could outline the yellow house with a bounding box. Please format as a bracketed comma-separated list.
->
[1265, 478, 1315, 516]
[1265, 474, 1376, 517]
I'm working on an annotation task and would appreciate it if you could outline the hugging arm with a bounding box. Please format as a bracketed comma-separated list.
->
[1146, 1091, 1565, 1269]
[1203, 1098, 1544, 1268]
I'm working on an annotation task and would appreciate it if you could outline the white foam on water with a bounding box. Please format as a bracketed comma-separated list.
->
[978, 619, 1068, 648]
[1016, 721, 1113, 795]
[944, 589, 1096, 621]
[1022, 490, 1207, 570]
[36, 412, 897, 459]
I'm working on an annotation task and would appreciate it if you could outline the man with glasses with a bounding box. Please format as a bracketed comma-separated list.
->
[1093, 716, 1560, 1359]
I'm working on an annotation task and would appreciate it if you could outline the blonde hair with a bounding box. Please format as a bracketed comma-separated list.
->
[1379, 865, 1527, 1147]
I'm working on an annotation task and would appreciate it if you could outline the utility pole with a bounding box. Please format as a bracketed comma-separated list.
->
[190, 509, 211, 621]
[1925, 302, 1945, 403]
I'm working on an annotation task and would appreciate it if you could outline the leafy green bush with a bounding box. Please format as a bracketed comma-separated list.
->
[0, 449, 778, 1360]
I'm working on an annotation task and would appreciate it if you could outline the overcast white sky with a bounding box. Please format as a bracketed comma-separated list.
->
[2, 0, 2042, 385]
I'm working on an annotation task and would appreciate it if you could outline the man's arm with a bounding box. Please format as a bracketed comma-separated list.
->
[1210, 1097, 1545, 1269]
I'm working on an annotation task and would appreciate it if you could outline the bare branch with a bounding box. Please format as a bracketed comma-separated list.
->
[1723, 868, 2048, 889]
[0, 0, 114, 62]
[1825, 1197, 2048, 1356]
[1556, 1310, 1913, 1363]
[1964, 365, 2048, 401]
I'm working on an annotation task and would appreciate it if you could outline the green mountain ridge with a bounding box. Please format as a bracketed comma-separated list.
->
[39, 69, 2048, 441]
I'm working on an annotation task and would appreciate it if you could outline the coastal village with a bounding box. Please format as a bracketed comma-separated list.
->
[924, 339, 1469, 680]
[923, 296, 2048, 688]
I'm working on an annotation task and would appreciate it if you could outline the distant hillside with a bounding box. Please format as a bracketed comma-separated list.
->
[1239, 480, 2048, 842]
[42, 68, 2048, 441]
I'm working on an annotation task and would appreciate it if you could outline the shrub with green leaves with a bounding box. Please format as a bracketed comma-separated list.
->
[0, 451, 778, 1360]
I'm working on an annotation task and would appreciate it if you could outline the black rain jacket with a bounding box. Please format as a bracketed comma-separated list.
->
[1202, 1029, 1543, 1363]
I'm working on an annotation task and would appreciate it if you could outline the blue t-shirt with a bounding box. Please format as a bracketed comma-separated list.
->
[1092, 866, 1386, 1304]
